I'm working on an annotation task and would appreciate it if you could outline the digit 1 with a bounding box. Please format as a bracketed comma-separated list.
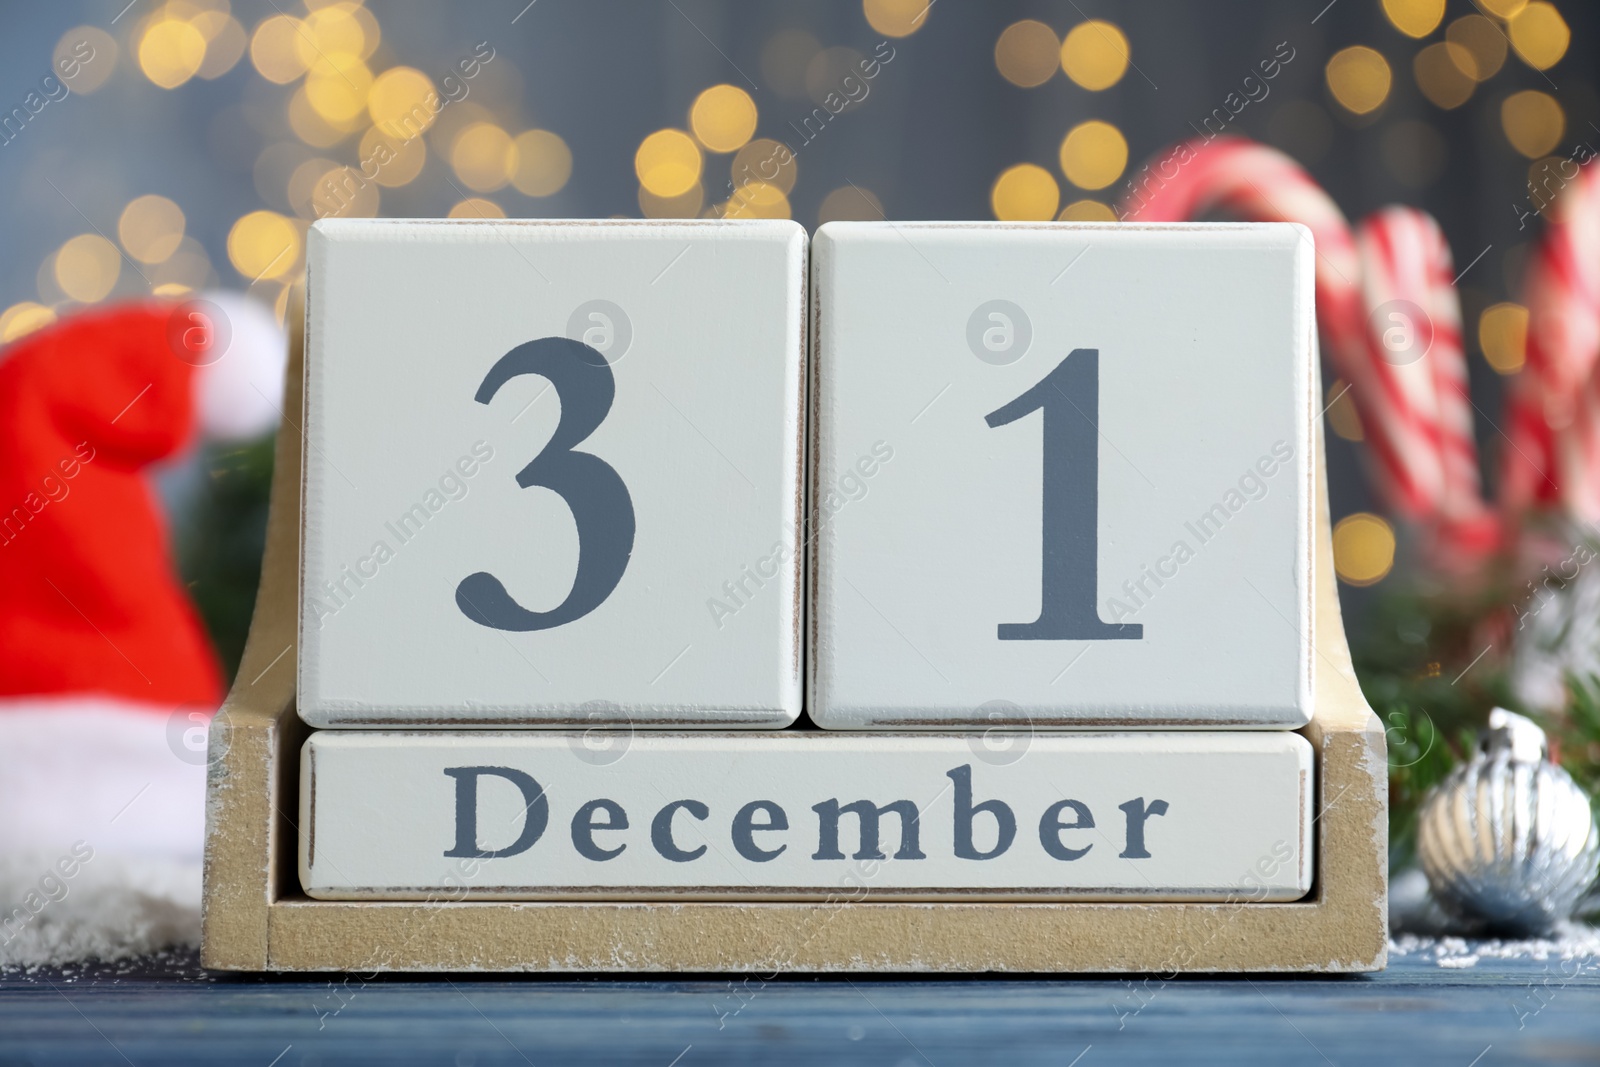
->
[984, 348, 1142, 642]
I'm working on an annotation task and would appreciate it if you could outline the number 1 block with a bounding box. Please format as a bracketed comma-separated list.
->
[299, 219, 806, 727]
[810, 222, 1315, 729]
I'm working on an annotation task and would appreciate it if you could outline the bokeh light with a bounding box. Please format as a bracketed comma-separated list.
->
[995, 20, 1059, 88]
[640, 182, 705, 220]
[991, 164, 1060, 221]
[227, 210, 301, 281]
[250, 14, 311, 85]
[1508, 2, 1569, 71]
[1059, 121, 1127, 190]
[724, 180, 790, 220]
[511, 130, 573, 197]
[1501, 90, 1565, 158]
[1445, 15, 1507, 82]
[196, 14, 247, 80]
[368, 67, 438, 135]
[1058, 199, 1117, 222]
[1060, 21, 1129, 91]
[358, 127, 427, 188]
[818, 186, 883, 224]
[1332, 513, 1396, 586]
[450, 122, 517, 193]
[447, 198, 506, 220]
[118, 195, 186, 265]
[1382, 0, 1445, 39]
[732, 139, 798, 196]
[863, 0, 930, 38]
[1414, 43, 1475, 110]
[1477, 0, 1529, 16]
[1326, 380, 1364, 441]
[52, 26, 117, 94]
[690, 85, 758, 154]
[1326, 46, 1392, 115]
[0, 302, 57, 344]
[288, 84, 357, 147]
[54, 234, 121, 303]
[636, 129, 703, 199]
[138, 16, 207, 90]
[1479, 302, 1528, 374]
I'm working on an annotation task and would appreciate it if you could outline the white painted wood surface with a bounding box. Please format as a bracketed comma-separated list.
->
[299, 730, 1313, 900]
[298, 219, 806, 727]
[810, 222, 1315, 729]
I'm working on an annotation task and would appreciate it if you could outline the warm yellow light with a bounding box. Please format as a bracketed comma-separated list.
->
[368, 67, 437, 135]
[818, 185, 883, 224]
[250, 14, 310, 84]
[511, 130, 572, 197]
[863, 0, 930, 38]
[197, 15, 247, 80]
[1477, 0, 1528, 16]
[1326, 46, 1392, 115]
[639, 182, 705, 220]
[1501, 90, 1564, 158]
[138, 18, 207, 89]
[1479, 302, 1528, 374]
[118, 195, 186, 264]
[0, 302, 57, 344]
[1446, 15, 1507, 81]
[53, 27, 117, 95]
[1325, 379, 1364, 441]
[732, 139, 797, 196]
[1058, 199, 1117, 222]
[450, 122, 517, 193]
[636, 129, 702, 199]
[305, 58, 373, 124]
[724, 180, 790, 220]
[991, 164, 1059, 221]
[298, 160, 380, 219]
[1414, 43, 1475, 110]
[294, 3, 369, 75]
[1382, 0, 1445, 38]
[690, 85, 758, 154]
[1060, 20, 1129, 91]
[227, 210, 301, 281]
[151, 236, 213, 291]
[448, 198, 506, 220]
[1059, 121, 1127, 190]
[1332, 513, 1395, 586]
[54, 234, 121, 303]
[359, 126, 426, 188]
[1508, 2, 1569, 71]
[288, 84, 356, 146]
[995, 20, 1060, 88]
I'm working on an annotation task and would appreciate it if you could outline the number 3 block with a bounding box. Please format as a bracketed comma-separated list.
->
[810, 222, 1315, 728]
[299, 220, 806, 727]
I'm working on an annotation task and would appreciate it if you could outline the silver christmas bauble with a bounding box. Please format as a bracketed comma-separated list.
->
[1417, 709, 1599, 936]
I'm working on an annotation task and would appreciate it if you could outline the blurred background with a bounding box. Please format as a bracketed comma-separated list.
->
[0, 0, 1594, 855]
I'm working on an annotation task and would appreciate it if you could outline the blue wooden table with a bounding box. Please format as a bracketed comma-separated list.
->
[3, 943, 1597, 1065]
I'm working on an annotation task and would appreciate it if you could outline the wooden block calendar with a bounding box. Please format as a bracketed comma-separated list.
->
[203, 220, 1387, 973]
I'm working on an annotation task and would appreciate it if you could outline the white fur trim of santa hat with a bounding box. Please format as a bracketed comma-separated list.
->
[193, 290, 289, 442]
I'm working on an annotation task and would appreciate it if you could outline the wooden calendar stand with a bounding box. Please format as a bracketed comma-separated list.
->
[201, 326, 1387, 973]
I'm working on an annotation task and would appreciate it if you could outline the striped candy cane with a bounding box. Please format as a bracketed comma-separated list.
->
[1505, 162, 1600, 520]
[1124, 137, 1488, 549]
[1356, 208, 1498, 562]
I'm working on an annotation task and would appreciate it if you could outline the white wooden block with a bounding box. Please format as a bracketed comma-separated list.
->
[810, 222, 1315, 729]
[299, 219, 806, 727]
[299, 730, 1313, 901]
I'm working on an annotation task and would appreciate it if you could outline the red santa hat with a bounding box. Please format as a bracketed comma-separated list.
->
[0, 295, 285, 871]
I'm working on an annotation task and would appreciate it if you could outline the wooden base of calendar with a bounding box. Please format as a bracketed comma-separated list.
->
[201, 327, 1386, 973]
